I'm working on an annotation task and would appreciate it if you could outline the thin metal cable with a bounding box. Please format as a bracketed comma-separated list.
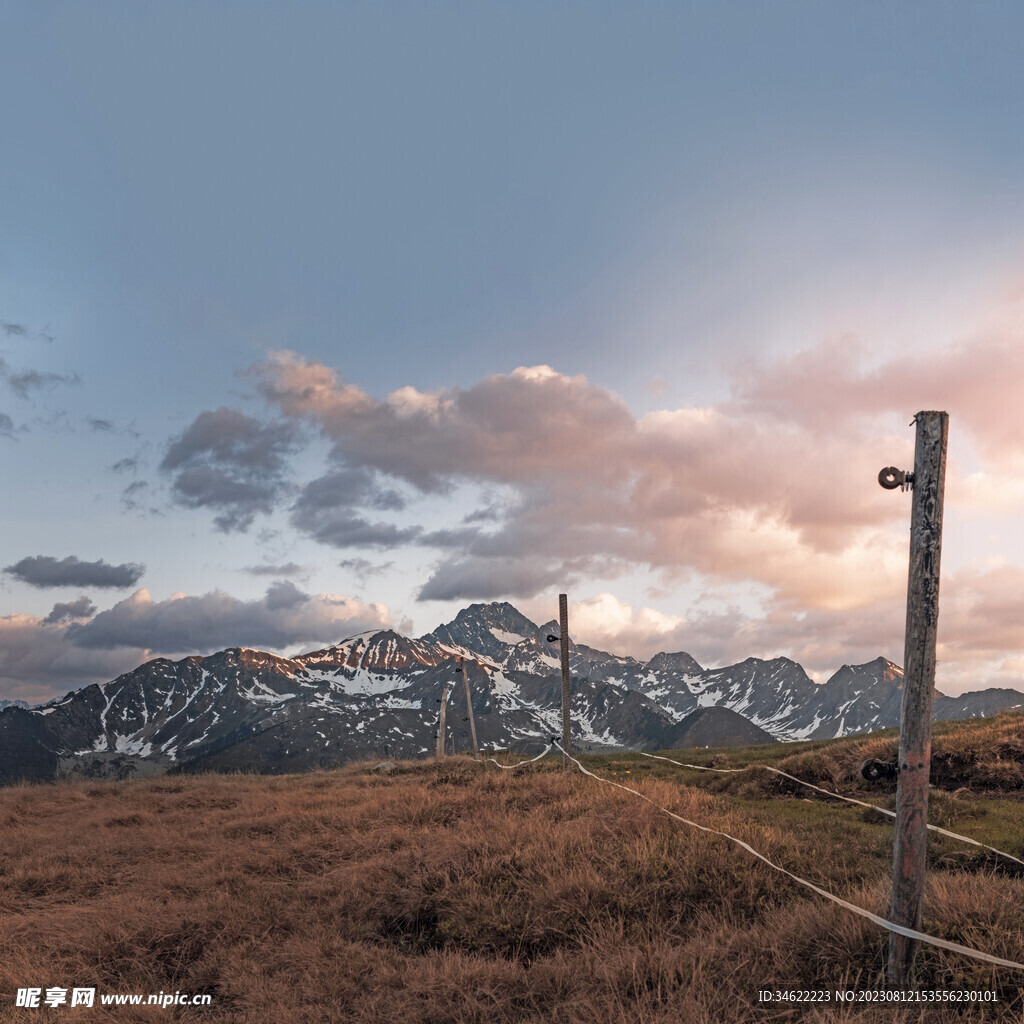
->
[641, 752, 1024, 866]
[557, 743, 1024, 972]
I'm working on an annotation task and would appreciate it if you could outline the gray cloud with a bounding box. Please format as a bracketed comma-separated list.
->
[1, 321, 52, 342]
[0, 412, 14, 438]
[4, 555, 145, 589]
[289, 469, 417, 549]
[291, 508, 422, 549]
[160, 407, 302, 532]
[263, 579, 307, 611]
[244, 562, 306, 577]
[293, 467, 406, 512]
[65, 584, 390, 654]
[43, 596, 97, 625]
[88, 417, 114, 432]
[0, 614, 147, 704]
[111, 456, 140, 474]
[119, 480, 163, 517]
[339, 557, 394, 581]
[0, 355, 81, 398]
[417, 555, 569, 602]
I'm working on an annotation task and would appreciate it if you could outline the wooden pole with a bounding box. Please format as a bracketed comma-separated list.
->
[887, 411, 948, 989]
[460, 657, 480, 760]
[436, 682, 450, 759]
[559, 593, 571, 773]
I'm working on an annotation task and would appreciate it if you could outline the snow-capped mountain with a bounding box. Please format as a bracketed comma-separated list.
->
[1, 601, 1022, 785]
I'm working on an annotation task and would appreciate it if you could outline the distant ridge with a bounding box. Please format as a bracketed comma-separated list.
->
[668, 706, 776, 749]
[0, 601, 1021, 785]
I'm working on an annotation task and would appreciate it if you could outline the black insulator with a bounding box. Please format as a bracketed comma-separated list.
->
[861, 758, 899, 782]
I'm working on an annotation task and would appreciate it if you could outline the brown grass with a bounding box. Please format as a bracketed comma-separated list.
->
[2, 719, 1024, 1022]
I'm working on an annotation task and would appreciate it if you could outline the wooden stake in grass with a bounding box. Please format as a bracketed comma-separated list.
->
[460, 657, 480, 760]
[559, 593, 571, 774]
[884, 411, 948, 989]
[436, 682, 450, 760]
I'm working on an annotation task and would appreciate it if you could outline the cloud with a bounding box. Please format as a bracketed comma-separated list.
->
[88, 417, 114, 432]
[0, 355, 80, 398]
[0, 583, 394, 703]
[119, 480, 162, 516]
[251, 354, 634, 491]
[418, 555, 577, 601]
[159, 406, 302, 532]
[249, 351, 911, 606]
[0, 613, 148, 704]
[244, 562, 307, 578]
[289, 470, 419, 548]
[65, 584, 392, 655]
[1, 321, 52, 343]
[43, 596, 97, 624]
[731, 330, 1024, 469]
[111, 457, 140, 474]
[338, 558, 394, 582]
[545, 563, 1024, 697]
[4, 555, 145, 590]
[0, 412, 14, 438]
[228, 324, 1024, 692]
[263, 579, 307, 611]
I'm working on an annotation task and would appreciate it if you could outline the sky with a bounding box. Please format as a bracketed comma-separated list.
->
[3, 2, 1024, 703]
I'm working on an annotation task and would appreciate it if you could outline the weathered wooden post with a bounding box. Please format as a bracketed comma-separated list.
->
[460, 657, 480, 760]
[436, 682, 450, 759]
[558, 593, 571, 773]
[880, 411, 948, 988]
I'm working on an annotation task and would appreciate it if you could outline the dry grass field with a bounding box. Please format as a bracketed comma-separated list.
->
[2, 712, 1023, 1022]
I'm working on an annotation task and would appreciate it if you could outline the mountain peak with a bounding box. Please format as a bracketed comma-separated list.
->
[421, 602, 544, 659]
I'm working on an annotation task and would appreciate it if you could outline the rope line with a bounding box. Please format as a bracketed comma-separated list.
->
[641, 752, 1024, 866]
[483, 744, 553, 769]
[554, 743, 1024, 972]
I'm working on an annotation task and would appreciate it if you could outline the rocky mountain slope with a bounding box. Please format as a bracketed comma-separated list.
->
[1, 602, 1022, 785]
[669, 707, 777, 749]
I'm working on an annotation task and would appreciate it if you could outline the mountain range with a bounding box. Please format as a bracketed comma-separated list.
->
[1, 601, 1021, 785]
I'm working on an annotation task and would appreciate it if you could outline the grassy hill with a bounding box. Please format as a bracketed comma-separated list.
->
[1, 712, 1023, 1022]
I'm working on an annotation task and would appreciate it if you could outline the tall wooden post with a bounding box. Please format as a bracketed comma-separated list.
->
[887, 411, 948, 988]
[436, 682, 450, 759]
[460, 657, 480, 760]
[559, 593, 571, 773]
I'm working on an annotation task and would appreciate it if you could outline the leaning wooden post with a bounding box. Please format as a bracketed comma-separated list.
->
[883, 411, 948, 989]
[436, 682, 450, 759]
[558, 593, 572, 773]
[460, 657, 480, 760]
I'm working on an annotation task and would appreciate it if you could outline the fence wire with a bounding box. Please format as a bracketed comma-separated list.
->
[539, 742, 1024, 973]
[640, 751, 1024, 866]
